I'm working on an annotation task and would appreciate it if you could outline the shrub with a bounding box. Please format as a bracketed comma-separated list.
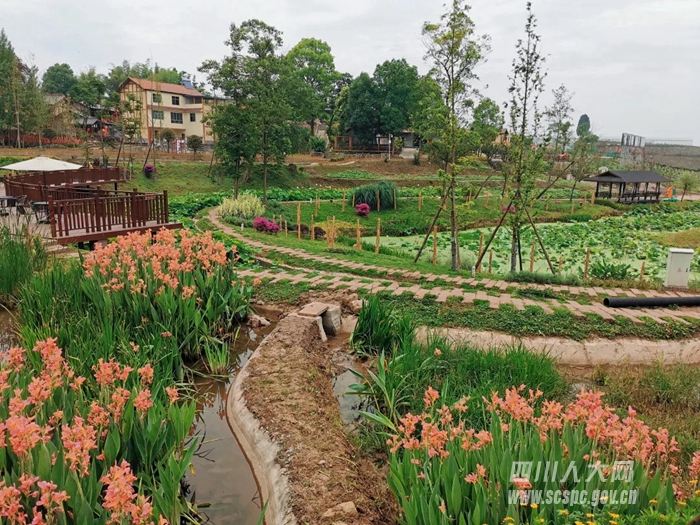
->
[186, 134, 203, 157]
[218, 193, 265, 220]
[587, 259, 634, 280]
[383, 386, 691, 525]
[353, 180, 397, 211]
[252, 216, 281, 234]
[355, 203, 370, 217]
[143, 164, 155, 178]
[0, 338, 196, 525]
[309, 136, 327, 153]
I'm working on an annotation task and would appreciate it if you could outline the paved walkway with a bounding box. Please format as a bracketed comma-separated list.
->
[207, 210, 700, 326]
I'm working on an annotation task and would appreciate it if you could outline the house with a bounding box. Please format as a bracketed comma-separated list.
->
[117, 78, 207, 143]
[44, 94, 75, 137]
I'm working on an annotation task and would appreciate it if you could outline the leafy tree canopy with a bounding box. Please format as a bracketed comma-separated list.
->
[42, 63, 77, 95]
[576, 114, 591, 136]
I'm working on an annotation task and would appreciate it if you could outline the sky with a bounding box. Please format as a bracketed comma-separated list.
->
[3, 0, 699, 145]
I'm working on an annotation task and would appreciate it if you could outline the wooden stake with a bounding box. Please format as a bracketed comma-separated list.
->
[432, 226, 438, 265]
[477, 232, 484, 273]
[485, 192, 490, 208]
[285, 220, 288, 237]
[393, 188, 397, 210]
[468, 189, 472, 203]
[529, 240, 536, 272]
[315, 193, 320, 216]
[418, 192, 422, 212]
[352, 193, 355, 208]
[376, 190, 381, 212]
[501, 195, 506, 208]
[297, 202, 301, 240]
[355, 219, 361, 250]
[488, 251, 493, 274]
[584, 248, 591, 279]
[570, 201, 575, 214]
[640, 261, 646, 281]
[375, 218, 381, 254]
[545, 199, 550, 211]
[332, 216, 336, 249]
[591, 191, 596, 206]
[558, 255, 563, 276]
[342, 190, 346, 212]
[311, 220, 315, 241]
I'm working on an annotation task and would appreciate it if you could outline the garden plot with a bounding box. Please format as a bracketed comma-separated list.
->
[367, 206, 700, 279]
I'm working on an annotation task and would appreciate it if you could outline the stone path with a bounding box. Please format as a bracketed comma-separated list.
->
[208, 209, 700, 326]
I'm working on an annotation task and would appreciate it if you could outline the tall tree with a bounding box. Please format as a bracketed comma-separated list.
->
[105, 60, 185, 104]
[200, 19, 292, 202]
[374, 59, 420, 136]
[568, 130, 600, 200]
[545, 84, 574, 154]
[0, 30, 17, 145]
[341, 73, 381, 147]
[285, 38, 339, 136]
[70, 68, 106, 108]
[42, 63, 77, 95]
[576, 114, 591, 137]
[422, 0, 490, 271]
[472, 97, 504, 153]
[503, 1, 548, 272]
[22, 62, 50, 147]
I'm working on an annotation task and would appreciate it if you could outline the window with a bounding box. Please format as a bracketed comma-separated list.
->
[171, 96, 180, 106]
[171, 112, 183, 124]
[189, 113, 196, 122]
[152, 93, 162, 103]
[152, 110, 164, 121]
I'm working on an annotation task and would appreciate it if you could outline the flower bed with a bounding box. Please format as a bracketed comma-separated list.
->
[0, 338, 195, 524]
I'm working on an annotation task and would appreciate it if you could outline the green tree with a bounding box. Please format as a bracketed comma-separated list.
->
[70, 68, 106, 108]
[0, 30, 17, 144]
[472, 97, 504, 154]
[677, 171, 698, 201]
[22, 63, 50, 147]
[568, 131, 600, 200]
[105, 60, 186, 104]
[545, 84, 574, 154]
[186, 134, 203, 159]
[41, 63, 77, 95]
[422, 0, 490, 271]
[160, 128, 176, 151]
[285, 38, 339, 136]
[410, 74, 447, 155]
[200, 19, 292, 202]
[503, 1, 548, 273]
[576, 114, 591, 137]
[340, 73, 380, 146]
[374, 59, 420, 136]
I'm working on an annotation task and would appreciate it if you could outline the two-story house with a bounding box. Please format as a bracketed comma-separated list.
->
[117, 77, 206, 143]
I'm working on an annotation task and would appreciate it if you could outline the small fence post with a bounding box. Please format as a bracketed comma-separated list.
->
[584, 248, 591, 279]
[529, 240, 536, 272]
[418, 192, 423, 212]
[485, 192, 490, 208]
[393, 188, 397, 210]
[468, 189, 472, 203]
[570, 201, 575, 215]
[375, 218, 381, 254]
[311, 220, 315, 241]
[545, 199, 550, 212]
[297, 202, 301, 240]
[432, 226, 438, 265]
[488, 251, 493, 275]
[355, 219, 362, 250]
[285, 220, 288, 237]
[342, 190, 346, 212]
[162, 189, 169, 224]
[558, 255, 563, 276]
[639, 261, 646, 281]
[477, 232, 484, 273]
[376, 189, 381, 212]
[591, 191, 596, 206]
[352, 193, 356, 208]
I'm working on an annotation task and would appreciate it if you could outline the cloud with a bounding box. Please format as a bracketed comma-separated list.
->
[2, 0, 698, 144]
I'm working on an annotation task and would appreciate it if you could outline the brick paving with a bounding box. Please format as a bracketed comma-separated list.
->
[209, 210, 700, 327]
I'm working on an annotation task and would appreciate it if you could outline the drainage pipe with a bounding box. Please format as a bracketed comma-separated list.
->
[604, 296, 700, 308]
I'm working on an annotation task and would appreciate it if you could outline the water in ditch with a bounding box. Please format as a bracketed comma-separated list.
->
[184, 312, 279, 525]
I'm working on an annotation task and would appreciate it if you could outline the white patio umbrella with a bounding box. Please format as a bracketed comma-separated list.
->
[0, 156, 83, 171]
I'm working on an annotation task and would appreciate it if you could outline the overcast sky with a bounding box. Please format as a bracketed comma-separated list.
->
[3, 0, 699, 145]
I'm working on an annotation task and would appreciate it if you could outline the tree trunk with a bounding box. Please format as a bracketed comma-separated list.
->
[569, 180, 578, 202]
[510, 229, 517, 273]
[263, 155, 268, 204]
[681, 188, 686, 201]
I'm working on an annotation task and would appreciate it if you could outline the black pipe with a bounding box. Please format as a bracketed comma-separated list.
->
[604, 296, 700, 308]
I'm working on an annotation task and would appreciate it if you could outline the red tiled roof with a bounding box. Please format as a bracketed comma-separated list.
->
[122, 77, 202, 97]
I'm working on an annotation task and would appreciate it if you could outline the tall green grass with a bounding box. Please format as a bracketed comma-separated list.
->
[350, 295, 415, 356]
[352, 180, 397, 211]
[0, 226, 46, 306]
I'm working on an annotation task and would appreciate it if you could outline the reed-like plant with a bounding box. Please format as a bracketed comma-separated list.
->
[350, 295, 416, 356]
[352, 181, 397, 211]
[0, 225, 46, 305]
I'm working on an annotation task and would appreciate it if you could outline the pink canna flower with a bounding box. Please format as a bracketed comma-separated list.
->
[137, 364, 154, 386]
[423, 386, 440, 408]
[165, 387, 179, 404]
[61, 417, 97, 476]
[100, 460, 138, 525]
[133, 390, 153, 416]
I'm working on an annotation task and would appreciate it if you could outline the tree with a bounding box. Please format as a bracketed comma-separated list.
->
[374, 59, 420, 136]
[500, 2, 550, 273]
[576, 114, 591, 137]
[340, 73, 380, 147]
[187, 135, 203, 159]
[677, 171, 698, 201]
[568, 130, 600, 200]
[0, 30, 17, 144]
[160, 128, 176, 152]
[285, 38, 339, 136]
[199, 19, 293, 202]
[21, 62, 50, 147]
[472, 97, 504, 154]
[70, 69, 106, 109]
[545, 85, 574, 154]
[42, 63, 77, 95]
[422, 0, 490, 271]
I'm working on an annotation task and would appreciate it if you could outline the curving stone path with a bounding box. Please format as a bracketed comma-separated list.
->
[208, 209, 700, 326]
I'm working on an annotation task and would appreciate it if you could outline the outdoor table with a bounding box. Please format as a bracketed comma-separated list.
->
[0, 196, 15, 216]
[32, 201, 50, 223]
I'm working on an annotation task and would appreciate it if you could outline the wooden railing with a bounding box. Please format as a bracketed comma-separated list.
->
[7, 167, 129, 187]
[49, 190, 171, 240]
[4, 180, 135, 203]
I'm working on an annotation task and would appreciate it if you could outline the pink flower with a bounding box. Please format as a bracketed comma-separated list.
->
[423, 386, 440, 408]
[165, 387, 179, 404]
[61, 417, 97, 476]
[137, 364, 154, 386]
[133, 390, 153, 416]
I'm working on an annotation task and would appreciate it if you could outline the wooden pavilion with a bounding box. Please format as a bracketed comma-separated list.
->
[583, 170, 671, 204]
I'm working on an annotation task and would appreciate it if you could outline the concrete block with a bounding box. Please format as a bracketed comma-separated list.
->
[321, 305, 342, 336]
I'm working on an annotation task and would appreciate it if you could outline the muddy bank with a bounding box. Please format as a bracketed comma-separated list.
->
[417, 326, 700, 366]
[228, 313, 391, 525]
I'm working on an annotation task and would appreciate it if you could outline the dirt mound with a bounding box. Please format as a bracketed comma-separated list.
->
[242, 314, 392, 524]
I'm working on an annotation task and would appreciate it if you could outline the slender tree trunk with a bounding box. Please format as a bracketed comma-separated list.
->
[569, 180, 578, 202]
[263, 154, 268, 204]
[510, 229, 517, 273]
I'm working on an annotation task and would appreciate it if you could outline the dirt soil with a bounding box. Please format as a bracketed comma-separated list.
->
[242, 313, 393, 525]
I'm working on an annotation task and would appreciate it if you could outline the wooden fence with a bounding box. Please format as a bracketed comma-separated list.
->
[6, 167, 129, 189]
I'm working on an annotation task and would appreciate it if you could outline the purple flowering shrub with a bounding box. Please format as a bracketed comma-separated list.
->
[355, 203, 370, 217]
[253, 216, 281, 234]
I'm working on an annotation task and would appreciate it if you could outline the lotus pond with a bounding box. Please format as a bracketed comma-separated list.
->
[366, 205, 700, 280]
